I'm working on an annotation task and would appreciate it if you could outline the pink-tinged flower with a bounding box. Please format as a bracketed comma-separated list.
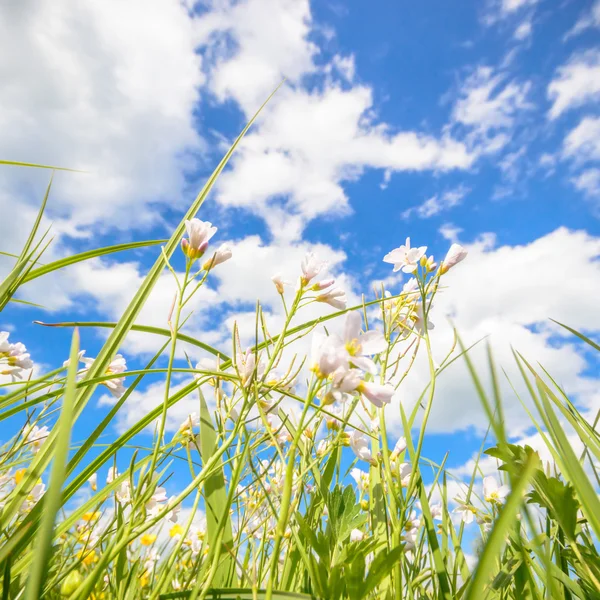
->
[483, 476, 509, 504]
[383, 238, 427, 273]
[81, 354, 127, 398]
[430, 503, 443, 521]
[201, 244, 232, 270]
[310, 333, 348, 379]
[402, 278, 419, 295]
[350, 467, 370, 492]
[413, 303, 434, 334]
[348, 430, 375, 464]
[316, 287, 346, 310]
[357, 381, 395, 408]
[421, 255, 437, 272]
[440, 243, 468, 274]
[311, 278, 335, 291]
[235, 348, 265, 387]
[181, 219, 217, 260]
[1, 332, 33, 380]
[390, 436, 407, 460]
[301, 252, 328, 284]
[343, 312, 386, 374]
[271, 273, 291, 294]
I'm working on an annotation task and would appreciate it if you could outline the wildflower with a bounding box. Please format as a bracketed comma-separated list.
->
[88, 473, 98, 492]
[402, 278, 419, 295]
[14, 468, 26, 485]
[80, 354, 127, 398]
[430, 503, 443, 521]
[146, 486, 168, 517]
[350, 528, 365, 542]
[0, 332, 33, 380]
[453, 498, 478, 524]
[348, 430, 375, 465]
[143, 548, 160, 572]
[398, 462, 412, 487]
[82, 512, 101, 523]
[170, 524, 184, 539]
[19, 481, 45, 513]
[350, 467, 370, 493]
[390, 437, 407, 460]
[179, 413, 200, 436]
[412, 302, 434, 334]
[140, 533, 157, 546]
[383, 238, 427, 273]
[301, 253, 327, 285]
[23, 424, 49, 453]
[201, 243, 232, 270]
[310, 333, 348, 379]
[271, 273, 291, 294]
[316, 286, 347, 310]
[325, 367, 362, 404]
[235, 348, 265, 387]
[60, 570, 84, 596]
[181, 218, 217, 260]
[166, 497, 181, 523]
[342, 312, 386, 374]
[106, 466, 119, 484]
[357, 380, 395, 408]
[440, 243, 468, 275]
[116, 480, 131, 505]
[483, 476, 509, 504]
[420, 254, 437, 272]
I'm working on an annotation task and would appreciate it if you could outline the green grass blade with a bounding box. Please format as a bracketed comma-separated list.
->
[24, 329, 79, 600]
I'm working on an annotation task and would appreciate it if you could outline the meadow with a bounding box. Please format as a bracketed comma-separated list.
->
[1, 112, 600, 600]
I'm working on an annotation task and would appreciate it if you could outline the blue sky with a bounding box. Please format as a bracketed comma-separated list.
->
[1, 0, 600, 498]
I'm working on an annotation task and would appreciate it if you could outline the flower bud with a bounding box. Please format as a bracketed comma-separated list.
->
[60, 571, 84, 596]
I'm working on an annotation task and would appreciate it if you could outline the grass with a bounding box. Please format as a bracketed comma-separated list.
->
[1, 131, 600, 600]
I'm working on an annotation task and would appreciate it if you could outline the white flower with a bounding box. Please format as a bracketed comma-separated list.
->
[23, 424, 49, 453]
[342, 312, 387, 374]
[88, 473, 98, 492]
[430, 503, 443, 521]
[179, 413, 200, 436]
[453, 499, 477, 524]
[301, 253, 328, 284]
[350, 528, 365, 542]
[19, 481, 45, 514]
[329, 367, 362, 402]
[357, 381, 395, 408]
[116, 480, 131, 504]
[166, 496, 181, 524]
[81, 354, 127, 398]
[181, 219, 217, 260]
[483, 476, 509, 504]
[402, 526, 418, 551]
[390, 437, 407, 460]
[440, 243, 468, 275]
[316, 440, 329, 458]
[348, 430, 375, 464]
[271, 273, 291, 294]
[106, 466, 119, 484]
[1, 332, 33, 380]
[413, 303, 434, 335]
[143, 548, 161, 572]
[202, 243, 232, 270]
[310, 333, 348, 379]
[383, 238, 427, 273]
[398, 462, 412, 487]
[402, 278, 419, 295]
[316, 287, 347, 310]
[236, 348, 265, 387]
[350, 468, 370, 493]
[146, 487, 168, 517]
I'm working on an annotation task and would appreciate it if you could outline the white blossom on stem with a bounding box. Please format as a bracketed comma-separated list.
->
[440, 243, 468, 275]
[383, 238, 427, 273]
[181, 219, 217, 260]
[201, 243, 232, 270]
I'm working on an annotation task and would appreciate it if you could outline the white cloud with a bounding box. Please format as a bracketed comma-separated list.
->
[402, 186, 470, 220]
[213, 84, 474, 241]
[564, 0, 600, 40]
[572, 168, 600, 198]
[483, 0, 538, 25]
[563, 116, 600, 163]
[514, 19, 533, 41]
[0, 0, 203, 241]
[451, 66, 532, 153]
[547, 49, 600, 120]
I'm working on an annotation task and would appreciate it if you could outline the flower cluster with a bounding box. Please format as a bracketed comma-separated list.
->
[0, 331, 33, 380]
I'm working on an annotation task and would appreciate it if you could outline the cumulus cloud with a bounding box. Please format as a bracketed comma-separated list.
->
[563, 116, 600, 163]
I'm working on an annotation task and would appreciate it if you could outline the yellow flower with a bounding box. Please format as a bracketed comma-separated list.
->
[82, 512, 101, 522]
[140, 533, 157, 546]
[77, 549, 98, 566]
[14, 468, 26, 484]
[169, 524, 184, 538]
